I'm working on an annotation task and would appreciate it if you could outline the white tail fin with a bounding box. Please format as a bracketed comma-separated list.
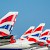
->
[40, 29, 50, 44]
[0, 12, 18, 37]
[20, 26, 35, 40]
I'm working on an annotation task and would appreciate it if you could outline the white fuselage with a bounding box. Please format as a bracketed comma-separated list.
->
[0, 39, 32, 49]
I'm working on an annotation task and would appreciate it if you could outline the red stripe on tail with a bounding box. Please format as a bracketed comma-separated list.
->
[0, 15, 14, 24]
[41, 31, 49, 37]
[34, 26, 43, 32]
[46, 40, 50, 44]
[0, 31, 8, 36]
[28, 37, 38, 42]
[24, 29, 33, 35]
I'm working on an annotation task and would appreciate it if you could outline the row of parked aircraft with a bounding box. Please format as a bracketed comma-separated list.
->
[0, 12, 50, 50]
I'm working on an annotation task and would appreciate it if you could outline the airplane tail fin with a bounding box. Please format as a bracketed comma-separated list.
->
[20, 26, 35, 40]
[39, 29, 50, 46]
[39, 29, 50, 42]
[0, 12, 18, 36]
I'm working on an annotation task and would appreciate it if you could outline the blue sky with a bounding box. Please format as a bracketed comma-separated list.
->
[0, 0, 50, 38]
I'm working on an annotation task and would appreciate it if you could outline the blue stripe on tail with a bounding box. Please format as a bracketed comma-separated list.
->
[31, 33, 40, 37]
[0, 25, 13, 33]
[40, 37, 48, 40]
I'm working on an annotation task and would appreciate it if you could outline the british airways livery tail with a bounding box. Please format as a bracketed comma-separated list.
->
[28, 23, 45, 43]
[20, 26, 35, 40]
[40, 29, 50, 41]
[0, 12, 18, 37]
[38, 29, 50, 47]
